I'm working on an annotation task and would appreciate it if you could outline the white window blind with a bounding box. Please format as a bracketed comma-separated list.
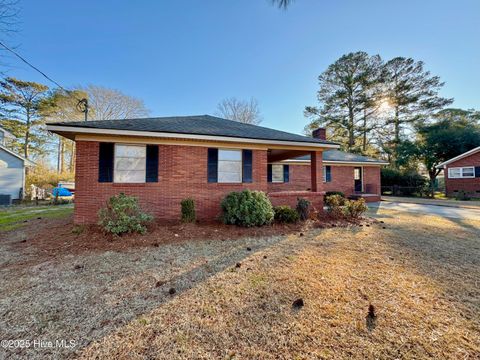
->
[114, 144, 146, 183]
[218, 149, 242, 183]
[272, 164, 284, 183]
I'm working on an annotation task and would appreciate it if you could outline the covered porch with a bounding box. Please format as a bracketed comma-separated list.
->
[266, 148, 325, 211]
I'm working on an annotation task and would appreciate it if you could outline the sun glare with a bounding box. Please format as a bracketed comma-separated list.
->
[377, 98, 393, 115]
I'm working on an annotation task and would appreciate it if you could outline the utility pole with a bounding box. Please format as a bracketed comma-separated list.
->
[76, 98, 89, 121]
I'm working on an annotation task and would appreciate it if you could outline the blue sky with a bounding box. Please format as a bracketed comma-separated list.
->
[6, 0, 480, 135]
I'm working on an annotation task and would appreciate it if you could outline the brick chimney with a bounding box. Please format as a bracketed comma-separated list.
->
[312, 128, 326, 140]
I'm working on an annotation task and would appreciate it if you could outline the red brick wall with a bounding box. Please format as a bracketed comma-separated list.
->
[267, 164, 381, 196]
[267, 165, 311, 192]
[269, 191, 323, 212]
[74, 141, 268, 224]
[363, 166, 381, 195]
[444, 151, 480, 198]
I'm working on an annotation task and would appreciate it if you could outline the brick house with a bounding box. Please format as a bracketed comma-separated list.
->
[436, 146, 480, 198]
[268, 129, 387, 202]
[47, 115, 386, 224]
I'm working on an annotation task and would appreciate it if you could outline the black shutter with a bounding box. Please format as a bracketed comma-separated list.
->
[326, 166, 332, 182]
[146, 145, 159, 182]
[283, 165, 289, 183]
[267, 164, 272, 183]
[207, 148, 218, 183]
[475, 167, 480, 178]
[98, 142, 114, 182]
[242, 150, 253, 183]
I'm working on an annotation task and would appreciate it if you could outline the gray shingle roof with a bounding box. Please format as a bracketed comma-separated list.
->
[48, 115, 338, 145]
[293, 150, 388, 164]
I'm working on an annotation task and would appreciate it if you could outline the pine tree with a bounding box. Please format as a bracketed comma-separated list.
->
[305, 52, 383, 151]
[381, 57, 453, 163]
[0, 77, 50, 158]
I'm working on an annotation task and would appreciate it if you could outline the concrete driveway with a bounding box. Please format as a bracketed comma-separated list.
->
[369, 201, 480, 220]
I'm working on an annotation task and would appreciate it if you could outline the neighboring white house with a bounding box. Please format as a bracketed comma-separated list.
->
[0, 127, 34, 205]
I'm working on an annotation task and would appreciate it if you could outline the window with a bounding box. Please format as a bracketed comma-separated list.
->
[218, 149, 242, 183]
[323, 165, 331, 183]
[114, 144, 146, 183]
[272, 164, 284, 183]
[462, 167, 474, 177]
[354, 168, 361, 180]
[448, 167, 475, 179]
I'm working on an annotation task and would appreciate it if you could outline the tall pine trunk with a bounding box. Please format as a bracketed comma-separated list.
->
[69, 143, 76, 173]
[348, 105, 355, 150]
[57, 137, 62, 173]
[362, 108, 367, 152]
[24, 109, 31, 159]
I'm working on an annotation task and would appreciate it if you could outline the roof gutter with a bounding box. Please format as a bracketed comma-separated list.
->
[435, 146, 480, 169]
[276, 159, 389, 166]
[46, 125, 340, 149]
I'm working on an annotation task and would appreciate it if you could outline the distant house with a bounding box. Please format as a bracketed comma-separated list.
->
[46, 116, 385, 224]
[0, 127, 34, 205]
[436, 146, 480, 198]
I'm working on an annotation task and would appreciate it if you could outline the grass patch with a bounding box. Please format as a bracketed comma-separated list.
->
[0, 205, 73, 232]
[80, 210, 480, 359]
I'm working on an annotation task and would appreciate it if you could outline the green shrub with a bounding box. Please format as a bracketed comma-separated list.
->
[455, 190, 471, 201]
[180, 198, 196, 223]
[324, 191, 345, 201]
[325, 194, 345, 218]
[343, 198, 368, 219]
[325, 192, 346, 205]
[98, 193, 153, 235]
[296, 197, 311, 221]
[274, 205, 300, 223]
[221, 190, 274, 227]
[381, 168, 427, 196]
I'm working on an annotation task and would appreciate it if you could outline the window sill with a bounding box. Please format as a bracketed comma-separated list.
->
[112, 183, 147, 187]
[210, 182, 252, 185]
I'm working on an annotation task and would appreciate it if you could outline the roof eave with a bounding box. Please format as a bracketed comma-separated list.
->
[46, 125, 340, 149]
[435, 146, 480, 168]
[278, 159, 388, 166]
[0, 145, 35, 166]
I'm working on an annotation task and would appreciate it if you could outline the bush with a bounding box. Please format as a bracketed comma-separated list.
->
[381, 168, 427, 196]
[296, 197, 311, 221]
[455, 190, 471, 201]
[324, 191, 345, 201]
[180, 198, 196, 223]
[325, 194, 345, 218]
[274, 205, 300, 223]
[343, 198, 368, 219]
[98, 193, 153, 235]
[221, 190, 274, 227]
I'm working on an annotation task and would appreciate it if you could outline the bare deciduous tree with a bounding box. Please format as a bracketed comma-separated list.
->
[216, 97, 262, 125]
[41, 89, 87, 173]
[0, 0, 19, 39]
[0, 0, 20, 73]
[80, 85, 150, 120]
[271, 0, 294, 9]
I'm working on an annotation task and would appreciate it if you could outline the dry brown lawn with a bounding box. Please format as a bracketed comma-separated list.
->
[1, 208, 479, 359]
[79, 210, 480, 360]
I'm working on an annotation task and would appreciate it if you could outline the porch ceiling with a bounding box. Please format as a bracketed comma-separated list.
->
[267, 149, 311, 163]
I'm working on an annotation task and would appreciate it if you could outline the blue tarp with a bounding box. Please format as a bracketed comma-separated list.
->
[52, 187, 73, 197]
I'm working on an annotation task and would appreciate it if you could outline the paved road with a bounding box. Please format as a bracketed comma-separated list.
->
[369, 201, 480, 220]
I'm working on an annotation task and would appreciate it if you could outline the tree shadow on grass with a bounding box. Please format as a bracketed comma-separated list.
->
[0, 229, 314, 360]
